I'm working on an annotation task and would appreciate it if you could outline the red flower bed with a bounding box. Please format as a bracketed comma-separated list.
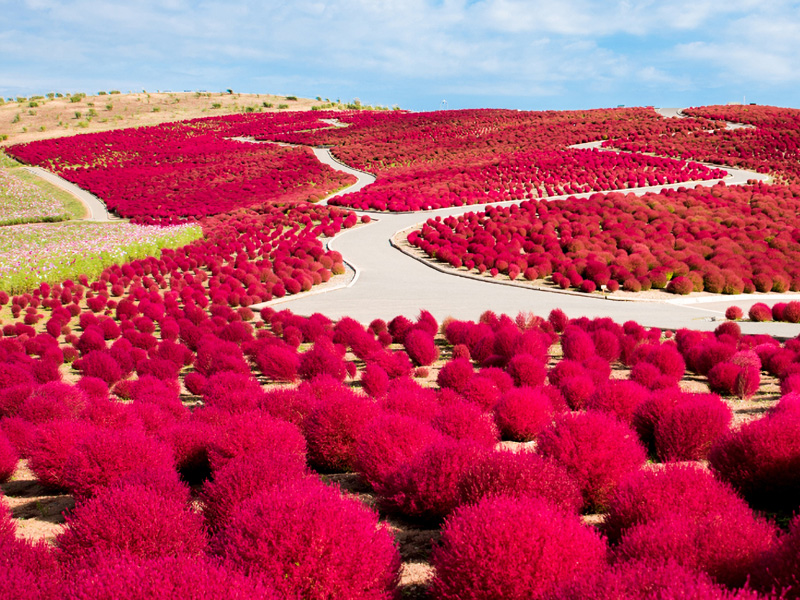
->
[6, 114, 355, 219]
[410, 181, 800, 294]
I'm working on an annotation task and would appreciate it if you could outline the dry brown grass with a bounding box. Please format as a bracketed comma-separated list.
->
[0, 91, 339, 148]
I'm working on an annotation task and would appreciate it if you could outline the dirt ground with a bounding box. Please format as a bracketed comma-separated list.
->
[0, 91, 342, 147]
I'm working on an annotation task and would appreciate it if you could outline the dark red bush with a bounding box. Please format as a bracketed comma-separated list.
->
[459, 449, 582, 513]
[297, 338, 347, 381]
[493, 386, 553, 441]
[654, 393, 732, 461]
[403, 329, 439, 366]
[56, 482, 207, 563]
[303, 388, 379, 472]
[430, 495, 607, 600]
[709, 410, 800, 510]
[0, 535, 61, 600]
[585, 379, 648, 424]
[27, 419, 95, 489]
[753, 513, 800, 598]
[382, 438, 490, 520]
[749, 303, 773, 322]
[614, 505, 777, 588]
[200, 448, 309, 529]
[0, 430, 18, 483]
[431, 398, 499, 446]
[201, 371, 265, 413]
[602, 463, 752, 543]
[437, 357, 474, 394]
[537, 410, 647, 511]
[61, 427, 175, 499]
[211, 478, 400, 600]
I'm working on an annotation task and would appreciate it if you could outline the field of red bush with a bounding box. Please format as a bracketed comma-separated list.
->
[409, 181, 800, 294]
[3, 105, 800, 598]
[608, 105, 800, 184]
[2, 296, 799, 597]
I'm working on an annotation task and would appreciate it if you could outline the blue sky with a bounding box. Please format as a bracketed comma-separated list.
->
[2, 0, 799, 112]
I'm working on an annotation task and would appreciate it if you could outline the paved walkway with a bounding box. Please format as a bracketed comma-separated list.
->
[23, 166, 116, 221]
[260, 114, 798, 335]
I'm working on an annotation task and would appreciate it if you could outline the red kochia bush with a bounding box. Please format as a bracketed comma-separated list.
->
[302, 388, 379, 472]
[61, 427, 175, 499]
[709, 410, 800, 510]
[27, 419, 95, 489]
[211, 479, 400, 600]
[537, 411, 647, 511]
[753, 513, 800, 598]
[0, 535, 62, 600]
[0, 494, 14, 541]
[0, 430, 18, 483]
[493, 386, 554, 441]
[430, 495, 608, 600]
[297, 338, 347, 381]
[431, 398, 500, 446]
[614, 504, 777, 588]
[361, 363, 390, 398]
[585, 379, 649, 424]
[403, 329, 439, 366]
[382, 438, 490, 520]
[458, 450, 582, 514]
[355, 413, 443, 495]
[602, 463, 753, 543]
[61, 554, 276, 600]
[204, 409, 306, 472]
[200, 449, 309, 529]
[56, 482, 207, 563]
[654, 393, 732, 462]
[550, 559, 762, 600]
[437, 357, 474, 394]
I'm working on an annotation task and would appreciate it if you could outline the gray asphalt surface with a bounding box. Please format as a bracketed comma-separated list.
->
[23, 166, 115, 221]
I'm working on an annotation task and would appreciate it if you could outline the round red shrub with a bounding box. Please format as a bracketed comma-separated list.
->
[614, 505, 777, 588]
[211, 478, 400, 600]
[204, 409, 306, 472]
[0, 431, 18, 483]
[752, 513, 800, 598]
[585, 379, 648, 424]
[537, 410, 647, 511]
[201, 371, 264, 414]
[431, 398, 499, 446]
[361, 363, 390, 398]
[749, 303, 773, 322]
[436, 357, 474, 394]
[602, 463, 752, 543]
[666, 276, 694, 295]
[27, 419, 95, 490]
[709, 410, 800, 510]
[61, 554, 275, 600]
[254, 342, 299, 383]
[303, 388, 379, 472]
[0, 535, 61, 600]
[561, 326, 596, 362]
[200, 448, 309, 529]
[506, 353, 547, 388]
[382, 438, 490, 520]
[74, 350, 122, 386]
[355, 412, 443, 495]
[458, 450, 582, 513]
[61, 427, 175, 499]
[56, 481, 206, 563]
[403, 328, 439, 366]
[493, 386, 554, 441]
[297, 338, 347, 381]
[655, 393, 732, 461]
[430, 495, 608, 600]
[725, 305, 744, 321]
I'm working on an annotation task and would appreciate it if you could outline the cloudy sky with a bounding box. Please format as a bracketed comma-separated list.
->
[2, 0, 799, 111]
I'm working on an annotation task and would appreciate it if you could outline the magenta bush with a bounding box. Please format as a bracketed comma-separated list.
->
[602, 463, 752, 543]
[0, 430, 18, 483]
[73, 350, 123, 385]
[537, 410, 647, 511]
[430, 495, 608, 600]
[354, 412, 443, 495]
[361, 363, 390, 398]
[550, 559, 762, 600]
[709, 410, 800, 509]
[461, 376, 501, 410]
[253, 341, 299, 382]
[382, 438, 490, 519]
[403, 329, 439, 366]
[437, 357, 474, 394]
[654, 393, 732, 461]
[506, 353, 547, 388]
[493, 386, 554, 441]
[585, 379, 648, 424]
[297, 338, 347, 381]
[211, 478, 400, 600]
[752, 513, 800, 598]
[614, 505, 777, 588]
[458, 449, 582, 513]
[0, 535, 62, 600]
[725, 305, 744, 321]
[303, 388, 379, 472]
[749, 303, 773, 322]
[56, 482, 207, 563]
[201, 371, 265, 413]
[561, 325, 596, 362]
[204, 409, 306, 472]
[201, 448, 309, 529]
[61, 427, 175, 499]
[61, 554, 276, 600]
[431, 398, 499, 446]
[27, 419, 95, 490]
[379, 377, 440, 423]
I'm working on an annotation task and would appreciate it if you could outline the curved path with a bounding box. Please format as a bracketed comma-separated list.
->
[263, 115, 799, 336]
[23, 166, 116, 221]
